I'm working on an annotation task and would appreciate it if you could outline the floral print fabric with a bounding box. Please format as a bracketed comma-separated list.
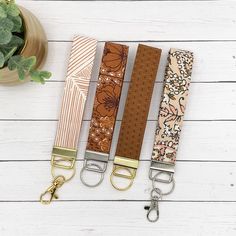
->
[87, 42, 128, 153]
[152, 49, 194, 164]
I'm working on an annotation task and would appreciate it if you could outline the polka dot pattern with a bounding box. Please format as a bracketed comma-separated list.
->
[116, 44, 162, 160]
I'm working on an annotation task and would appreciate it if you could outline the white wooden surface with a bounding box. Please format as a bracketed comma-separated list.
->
[1, 0, 236, 235]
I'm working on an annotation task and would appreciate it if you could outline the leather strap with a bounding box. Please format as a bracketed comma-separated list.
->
[80, 42, 129, 187]
[110, 44, 162, 191]
[146, 48, 194, 222]
[40, 36, 97, 204]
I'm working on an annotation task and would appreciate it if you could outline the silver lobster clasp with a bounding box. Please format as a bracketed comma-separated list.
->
[145, 198, 159, 222]
[145, 188, 162, 222]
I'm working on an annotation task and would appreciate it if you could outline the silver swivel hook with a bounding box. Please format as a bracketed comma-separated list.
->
[145, 188, 162, 222]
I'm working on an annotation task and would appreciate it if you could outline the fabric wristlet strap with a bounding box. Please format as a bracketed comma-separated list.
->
[110, 44, 162, 191]
[145, 48, 194, 222]
[80, 42, 129, 187]
[40, 36, 97, 204]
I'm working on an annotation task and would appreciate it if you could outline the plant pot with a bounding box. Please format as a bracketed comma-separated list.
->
[0, 6, 48, 85]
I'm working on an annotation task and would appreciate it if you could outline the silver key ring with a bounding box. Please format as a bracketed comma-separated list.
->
[150, 188, 162, 200]
[80, 163, 104, 187]
[152, 172, 175, 196]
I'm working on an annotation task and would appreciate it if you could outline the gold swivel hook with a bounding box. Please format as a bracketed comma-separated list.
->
[40, 176, 65, 205]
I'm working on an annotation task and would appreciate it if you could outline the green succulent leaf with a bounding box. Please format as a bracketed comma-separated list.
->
[0, 2, 8, 10]
[0, 17, 13, 31]
[9, 15, 22, 32]
[39, 71, 52, 79]
[0, 6, 6, 18]
[17, 67, 25, 80]
[30, 70, 52, 84]
[3, 46, 17, 62]
[8, 55, 26, 80]
[0, 27, 12, 44]
[22, 56, 36, 70]
[8, 55, 37, 81]
[7, 54, 21, 70]
[6, 3, 20, 17]
[8, 55, 36, 70]
[8, 34, 23, 46]
[0, 36, 23, 60]
[0, 51, 4, 67]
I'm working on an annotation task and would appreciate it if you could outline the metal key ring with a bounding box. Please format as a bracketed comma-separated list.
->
[152, 172, 175, 196]
[80, 163, 104, 187]
[51, 166, 76, 182]
[110, 166, 135, 191]
[150, 188, 162, 200]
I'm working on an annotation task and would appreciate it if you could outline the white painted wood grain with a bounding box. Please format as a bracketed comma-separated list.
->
[45, 41, 236, 82]
[0, 161, 235, 201]
[17, 1, 236, 41]
[0, 202, 235, 236]
[0, 120, 235, 161]
[1, 82, 236, 120]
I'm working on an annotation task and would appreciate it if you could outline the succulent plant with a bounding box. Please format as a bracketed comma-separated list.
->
[0, 0, 51, 83]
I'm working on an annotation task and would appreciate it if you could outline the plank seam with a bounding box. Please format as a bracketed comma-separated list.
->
[0, 200, 235, 203]
[0, 160, 235, 163]
[1, 119, 236, 122]
[48, 40, 236, 43]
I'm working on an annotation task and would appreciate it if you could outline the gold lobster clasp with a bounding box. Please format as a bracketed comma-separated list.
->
[40, 176, 65, 205]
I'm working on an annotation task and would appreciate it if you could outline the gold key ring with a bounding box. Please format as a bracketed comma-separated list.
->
[110, 165, 136, 191]
[51, 166, 76, 182]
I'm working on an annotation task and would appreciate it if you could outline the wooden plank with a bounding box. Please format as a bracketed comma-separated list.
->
[1, 82, 236, 120]
[17, 0, 236, 41]
[45, 41, 236, 82]
[0, 202, 236, 235]
[0, 161, 235, 201]
[0, 120, 235, 161]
